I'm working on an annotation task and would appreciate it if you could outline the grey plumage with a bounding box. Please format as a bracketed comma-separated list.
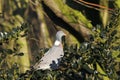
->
[33, 31, 66, 70]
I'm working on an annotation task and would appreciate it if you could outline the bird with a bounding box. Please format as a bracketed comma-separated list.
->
[33, 31, 66, 70]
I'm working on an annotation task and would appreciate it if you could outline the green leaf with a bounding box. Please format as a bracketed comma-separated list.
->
[6, 49, 13, 54]
[14, 52, 24, 56]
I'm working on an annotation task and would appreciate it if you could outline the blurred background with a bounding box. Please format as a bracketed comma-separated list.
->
[0, 0, 120, 76]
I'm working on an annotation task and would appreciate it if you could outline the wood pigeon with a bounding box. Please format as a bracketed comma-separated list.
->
[33, 31, 66, 70]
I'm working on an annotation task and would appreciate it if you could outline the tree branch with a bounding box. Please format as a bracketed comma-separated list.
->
[42, 0, 92, 42]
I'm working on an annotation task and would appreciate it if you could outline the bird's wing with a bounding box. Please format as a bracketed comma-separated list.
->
[40, 45, 64, 63]
[33, 45, 64, 70]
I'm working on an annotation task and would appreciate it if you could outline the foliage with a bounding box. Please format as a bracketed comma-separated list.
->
[0, 23, 28, 43]
[0, 0, 120, 80]
[29, 10, 120, 80]
[17, 10, 120, 80]
[0, 23, 29, 80]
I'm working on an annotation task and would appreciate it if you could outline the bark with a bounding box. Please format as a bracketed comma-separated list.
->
[42, 0, 92, 42]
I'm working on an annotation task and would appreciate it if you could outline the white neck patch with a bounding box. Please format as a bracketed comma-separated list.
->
[54, 40, 61, 46]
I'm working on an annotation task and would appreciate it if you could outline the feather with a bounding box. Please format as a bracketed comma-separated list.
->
[33, 31, 65, 70]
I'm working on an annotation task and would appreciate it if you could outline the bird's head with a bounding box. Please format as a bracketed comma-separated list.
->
[56, 31, 66, 42]
[54, 31, 66, 46]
